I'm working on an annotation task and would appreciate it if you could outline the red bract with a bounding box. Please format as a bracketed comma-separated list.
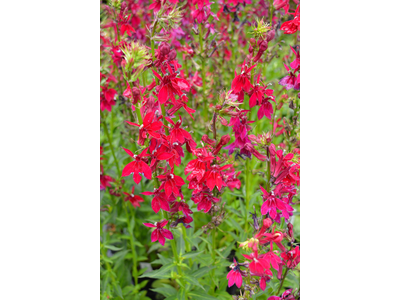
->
[121, 147, 152, 184]
[142, 188, 170, 213]
[231, 62, 256, 93]
[143, 219, 173, 246]
[123, 186, 144, 207]
[126, 111, 163, 145]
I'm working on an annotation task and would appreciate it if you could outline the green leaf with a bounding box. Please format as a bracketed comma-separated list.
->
[191, 265, 216, 278]
[113, 283, 124, 299]
[105, 245, 123, 251]
[132, 240, 144, 247]
[183, 275, 205, 291]
[139, 263, 175, 278]
[188, 290, 220, 300]
[177, 288, 186, 300]
[182, 251, 203, 260]
[128, 216, 135, 232]
[150, 285, 177, 297]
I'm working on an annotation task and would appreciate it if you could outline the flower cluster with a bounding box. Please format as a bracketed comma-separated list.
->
[100, 0, 300, 299]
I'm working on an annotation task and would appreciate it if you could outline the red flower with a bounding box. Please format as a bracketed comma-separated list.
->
[153, 65, 190, 104]
[242, 250, 272, 275]
[281, 246, 300, 268]
[142, 188, 170, 213]
[280, 6, 300, 34]
[231, 62, 256, 93]
[165, 116, 193, 144]
[100, 171, 114, 190]
[157, 168, 186, 198]
[192, 192, 220, 213]
[100, 85, 117, 112]
[121, 147, 152, 184]
[200, 163, 232, 191]
[143, 219, 174, 246]
[227, 258, 244, 288]
[185, 147, 215, 182]
[126, 111, 163, 145]
[260, 185, 287, 219]
[123, 186, 144, 207]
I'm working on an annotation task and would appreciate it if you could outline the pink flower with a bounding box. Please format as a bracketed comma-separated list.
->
[143, 219, 174, 246]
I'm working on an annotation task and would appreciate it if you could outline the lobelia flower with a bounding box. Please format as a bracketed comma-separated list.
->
[279, 64, 299, 91]
[280, 6, 300, 34]
[268, 289, 295, 300]
[170, 200, 193, 218]
[100, 167, 114, 190]
[100, 85, 117, 112]
[153, 65, 190, 104]
[289, 46, 300, 70]
[143, 219, 174, 246]
[281, 246, 300, 268]
[126, 111, 163, 145]
[121, 147, 152, 184]
[192, 192, 220, 213]
[263, 250, 282, 271]
[260, 228, 287, 252]
[231, 61, 256, 93]
[200, 163, 233, 191]
[260, 186, 287, 219]
[185, 147, 215, 182]
[157, 167, 186, 197]
[165, 116, 193, 144]
[242, 250, 272, 275]
[227, 258, 244, 288]
[274, 0, 290, 14]
[123, 186, 144, 208]
[142, 187, 170, 213]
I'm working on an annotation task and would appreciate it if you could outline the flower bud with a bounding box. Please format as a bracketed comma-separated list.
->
[248, 44, 254, 54]
[168, 49, 177, 60]
[249, 38, 256, 46]
[266, 29, 275, 42]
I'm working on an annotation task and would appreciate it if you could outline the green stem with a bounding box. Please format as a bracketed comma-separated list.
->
[123, 203, 138, 285]
[277, 266, 289, 295]
[199, 23, 208, 121]
[101, 111, 121, 176]
[101, 244, 116, 284]
[181, 227, 192, 267]
[245, 158, 251, 231]
[210, 227, 217, 295]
